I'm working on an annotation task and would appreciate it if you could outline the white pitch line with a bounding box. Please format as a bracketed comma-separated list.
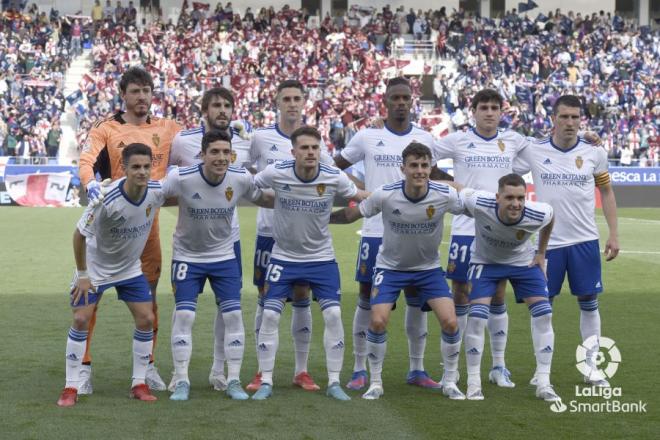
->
[595, 217, 660, 225]
[619, 250, 660, 255]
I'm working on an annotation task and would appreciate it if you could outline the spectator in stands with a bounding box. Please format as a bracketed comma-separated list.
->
[46, 119, 62, 157]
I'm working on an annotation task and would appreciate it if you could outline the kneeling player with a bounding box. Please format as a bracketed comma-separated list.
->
[458, 174, 560, 402]
[57, 143, 166, 407]
[166, 130, 275, 401]
[330, 142, 466, 400]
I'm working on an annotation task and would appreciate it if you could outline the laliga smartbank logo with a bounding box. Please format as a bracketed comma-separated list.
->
[549, 336, 647, 414]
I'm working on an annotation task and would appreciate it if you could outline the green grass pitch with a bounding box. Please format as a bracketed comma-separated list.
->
[0, 206, 658, 439]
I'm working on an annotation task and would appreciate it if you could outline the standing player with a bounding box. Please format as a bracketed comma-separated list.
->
[166, 130, 274, 401]
[431, 89, 529, 388]
[251, 126, 368, 401]
[168, 87, 252, 392]
[57, 143, 166, 407]
[514, 95, 619, 387]
[333, 77, 451, 390]
[330, 143, 465, 400]
[77, 66, 181, 393]
[247, 80, 333, 392]
[458, 174, 560, 402]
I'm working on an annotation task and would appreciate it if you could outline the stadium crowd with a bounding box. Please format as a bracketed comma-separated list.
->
[1, 2, 656, 165]
[0, 5, 81, 158]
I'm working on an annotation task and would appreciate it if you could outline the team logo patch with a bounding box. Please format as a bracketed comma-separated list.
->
[360, 262, 367, 276]
[225, 186, 234, 201]
[85, 213, 95, 226]
[152, 133, 160, 147]
[316, 184, 326, 196]
[447, 262, 456, 273]
[516, 230, 525, 240]
[230, 150, 237, 163]
[575, 156, 584, 169]
[497, 140, 506, 152]
[146, 204, 152, 218]
[426, 204, 435, 220]
[371, 287, 379, 298]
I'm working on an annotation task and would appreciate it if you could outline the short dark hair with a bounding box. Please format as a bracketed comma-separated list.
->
[498, 173, 526, 191]
[201, 87, 234, 112]
[290, 126, 321, 146]
[201, 129, 232, 153]
[277, 79, 305, 94]
[122, 143, 152, 166]
[552, 95, 582, 115]
[386, 76, 411, 92]
[402, 142, 433, 164]
[470, 89, 504, 110]
[119, 66, 154, 93]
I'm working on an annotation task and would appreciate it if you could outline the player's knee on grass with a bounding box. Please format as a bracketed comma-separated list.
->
[577, 294, 598, 303]
[359, 282, 372, 302]
[440, 315, 458, 335]
[260, 309, 282, 332]
[131, 305, 155, 330]
[452, 281, 470, 304]
[369, 311, 390, 333]
[292, 284, 310, 301]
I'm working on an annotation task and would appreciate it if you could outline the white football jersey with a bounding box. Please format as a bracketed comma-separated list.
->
[77, 179, 166, 286]
[359, 181, 463, 271]
[254, 160, 358, 262]
[162, 165, 263, 263]
[169, 121, 252, 243]
[514, 137, 609, 249]
[249, 124, 333, 237]
[461, 189, 553, 266]
[340, 124, 437, 237]
[433, 129, 530, 236]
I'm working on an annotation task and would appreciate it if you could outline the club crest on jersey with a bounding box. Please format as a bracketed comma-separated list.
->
[497, 140, 506, 152]
[85, 213, 95, 226]
[426, 204, 435, 220]
[146, 204, 152, 218]
[516, 230, 525, 240]
[152, 133, 160, 147]
[230, 150, 237, 163]
[225, 186, 234, 201]
[316, 184, 326, 196]
[575, 156, 584, 169]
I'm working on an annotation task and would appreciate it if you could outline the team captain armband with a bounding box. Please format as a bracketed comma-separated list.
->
[594, 172, 611, 187]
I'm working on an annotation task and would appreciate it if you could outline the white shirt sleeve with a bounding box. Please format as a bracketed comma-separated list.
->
[458, 188, 478, 217]
[447, 185, 464, 215]
[339, 130, 365, 165]
[594, 147, 609, 175]
[337, 171, 359, 199]
[160, 167, 180, 199]
[249, 134, 260, 166]
[76, 203, 102, 238]
[431, 134, 455, 160]
[254, 165, 274, 189]
[241, 173, 264, 202]
[358, 187, 383, 218]
[512, 146, 532, 175]
[168, 133, 182, 166]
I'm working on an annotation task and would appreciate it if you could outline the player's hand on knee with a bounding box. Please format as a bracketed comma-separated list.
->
[72, 271, 95, 306]
[530, 253, 547, 278]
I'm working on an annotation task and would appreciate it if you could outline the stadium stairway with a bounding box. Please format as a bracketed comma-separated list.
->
[59, 49, 93, 166]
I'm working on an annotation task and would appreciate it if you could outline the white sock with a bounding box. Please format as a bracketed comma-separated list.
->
[441, 329, 461, 384]
[257, 302, 284, 385]
[578, 298, 601, 341]
[65, 327, 88, 389]
[222, 309, 245, 383]
[171, 309, 195, 385]
[254, 298, 264, 371]
[455, 303, 469, 340]
[488, 303, 508, 368]
[352, 299, 371, 372]
[132, 328, 154, 388]
[366, 329, 387, 385]
[322, 305, 344, 386]
[465, 304, 489, 386]
[529, 301, 554, 386]
[405, 304, 427, 372]
[211, 305, 225, 376]
[291, 298, 312, 375]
